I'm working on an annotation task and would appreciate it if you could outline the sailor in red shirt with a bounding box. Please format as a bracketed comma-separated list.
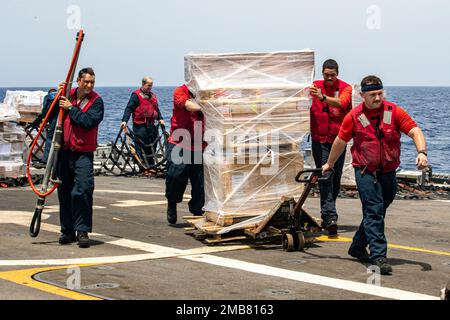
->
[165, 84, 205, 224]
[309, 59, 352, 235]
[322, 75, 428, 275]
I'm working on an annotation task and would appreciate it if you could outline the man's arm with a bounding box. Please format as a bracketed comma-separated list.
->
[154, 99, 165, 125]
[310, 85, 352, 108]
[67, 97, 104, 129]
[157, 107, 165, 125]
[322, 96, 342, 108]
[42, 96, 51, 117]
[397, 106, 428, 170]
[185, 99, 202, 112]
[121, 93, 139, 128]
[408, 126, 428, 169]
[322, 112, 353, 174]
[322, 137, 348, 174]
[174, 87, 201, 112]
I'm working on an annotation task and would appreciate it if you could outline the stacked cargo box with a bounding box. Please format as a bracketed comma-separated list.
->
[0, 116, 26, 179]
[185, 50, 314, 221]
[3, 90, 46, 123]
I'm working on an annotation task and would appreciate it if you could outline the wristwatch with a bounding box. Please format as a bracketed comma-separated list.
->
[418, 150, 427, 156]
[320, 95, 327, 102]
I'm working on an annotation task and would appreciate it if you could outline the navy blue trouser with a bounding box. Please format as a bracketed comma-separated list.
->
[57, 150, 95, 234]
[165, 142, 204, 214]
[133, 123, 158, 166]
[42, 117, 57, 163]
[312, 141, 346, 224]
[350, 168, 397, 261]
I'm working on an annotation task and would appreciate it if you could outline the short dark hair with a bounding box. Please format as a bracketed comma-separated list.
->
[78, 67, 95, 79]
[361, 75, 382, 87]
[322, 59, 339, 73]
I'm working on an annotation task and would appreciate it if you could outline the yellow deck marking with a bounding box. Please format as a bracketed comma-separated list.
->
[387, 244, 450, 257]
[0, 243, 251, 300]
[315, 235, 352, 243]
[0, 265, 102, 300]
[315, 235, 450, 257]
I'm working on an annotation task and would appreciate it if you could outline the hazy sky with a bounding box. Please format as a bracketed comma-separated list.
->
[1, 0, 449, 87]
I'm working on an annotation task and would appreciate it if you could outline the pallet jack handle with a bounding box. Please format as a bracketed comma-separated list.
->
[292, 168, 335, 218]
[283, 168, 336, 251]
[295, 168, 334, 184]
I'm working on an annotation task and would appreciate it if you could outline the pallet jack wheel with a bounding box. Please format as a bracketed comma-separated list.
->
[193, 231, 208, 241]
[296, 231, 306, 251]
[282, 233, 296, 252]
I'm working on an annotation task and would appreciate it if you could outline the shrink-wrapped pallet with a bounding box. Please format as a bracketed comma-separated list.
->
[185, 50, 314, 218]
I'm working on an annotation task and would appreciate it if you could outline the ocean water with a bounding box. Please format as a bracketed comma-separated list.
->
[1, 86, 449, 173]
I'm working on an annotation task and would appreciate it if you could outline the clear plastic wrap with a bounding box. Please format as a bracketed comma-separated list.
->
[0, 161, 25, 178]
[185, 50, 314, 218]
[0, 127, 26, 158]
[3, 90, 46, 123]
[0, 122, 20, 132]
[340, 84, 364, 187]
[0, 119, 27, 178]
[0, 102, 20, 122]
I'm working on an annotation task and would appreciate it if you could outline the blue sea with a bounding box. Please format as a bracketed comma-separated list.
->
[1, 86, 449, 173]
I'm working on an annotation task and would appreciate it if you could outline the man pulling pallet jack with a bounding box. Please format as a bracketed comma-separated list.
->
[27, 30, 104, 248]
[322, 75, 428, 275]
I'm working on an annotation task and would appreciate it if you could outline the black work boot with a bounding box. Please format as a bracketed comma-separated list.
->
[190, 209, 204, 217]
[59, 232, 76, 245]
[373, 258, 393, 275]
[323, 219, 338, 236]
[34, 161, 47, 169]
[77, 231, 90, 248]
[348, 246, 371, 263]
[167, 202, 177, 224]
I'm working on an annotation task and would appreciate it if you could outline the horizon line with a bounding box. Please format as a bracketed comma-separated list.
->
[2, 85, 450, 88]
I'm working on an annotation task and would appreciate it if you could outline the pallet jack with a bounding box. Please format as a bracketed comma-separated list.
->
[280, 168, 334, 252]
[184, 168, 334, 249]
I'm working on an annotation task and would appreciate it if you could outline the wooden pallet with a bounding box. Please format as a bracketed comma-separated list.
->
[183, 196, 305, 244]
[204, 211, 260, 227]
[183, 215, 247, 243]
[19, 112, 40, 124]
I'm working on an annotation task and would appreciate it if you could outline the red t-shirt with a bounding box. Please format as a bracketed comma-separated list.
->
[168, 85, 205, 151]
[322, 82, 352, 108]
[338, 102, 417, 142]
